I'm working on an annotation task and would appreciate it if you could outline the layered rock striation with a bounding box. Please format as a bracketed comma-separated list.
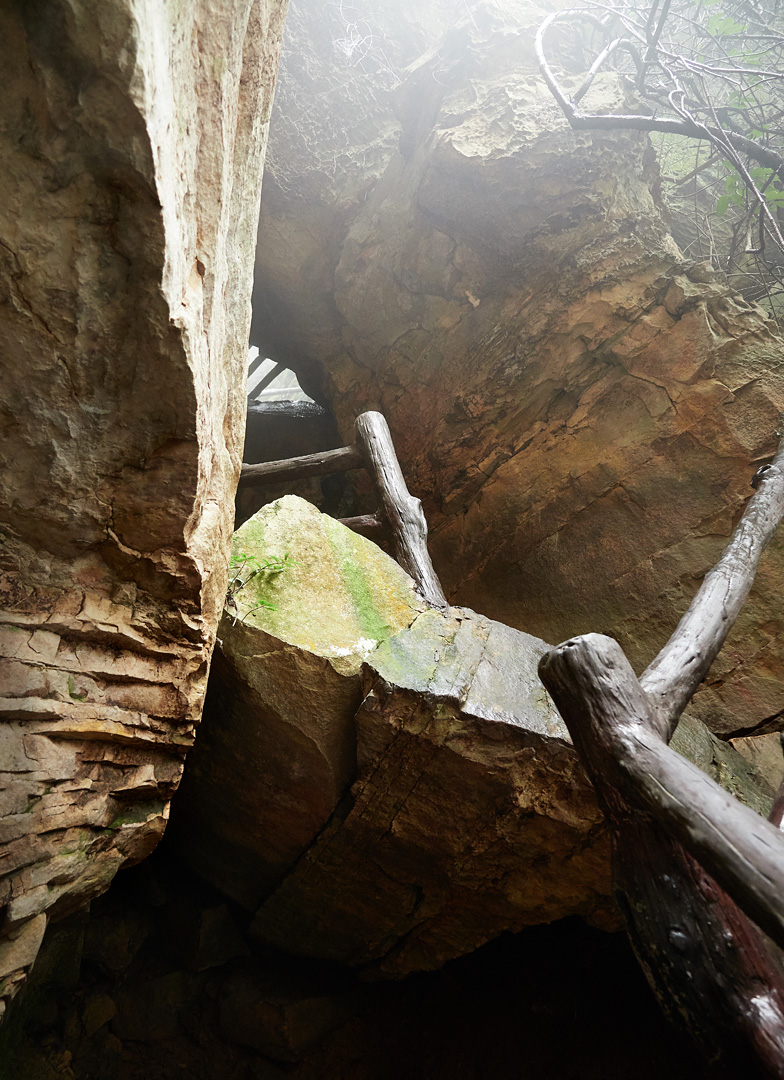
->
[254, 0, 784, 739]
[0, 0, 288, 1016]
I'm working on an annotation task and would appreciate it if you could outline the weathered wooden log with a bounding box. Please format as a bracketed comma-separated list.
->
[238, 411, 445, 606]
[539, 633, 784, 1076]
[337, 513, 385, 537]
[540, 634, 784, 952]
[640, 440, 784, 739]
[616, 818, 784, 1077]
[238, 445, 364, 488]
[354, 411, 447, 609]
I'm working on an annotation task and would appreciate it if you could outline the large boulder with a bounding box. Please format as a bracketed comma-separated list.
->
[171, 497, 775, 977]
[170, 495, 427, 908]
[0, 0, 288, 1016]
[253, 0, 784, 739]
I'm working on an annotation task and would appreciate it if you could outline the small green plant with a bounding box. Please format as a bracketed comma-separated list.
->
[67, 675, 88, 702]
[226, 549, 296, 623]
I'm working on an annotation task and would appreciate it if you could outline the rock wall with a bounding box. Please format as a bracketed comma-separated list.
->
[253, 0, 784, 739]
[0, 0, 288, 1016]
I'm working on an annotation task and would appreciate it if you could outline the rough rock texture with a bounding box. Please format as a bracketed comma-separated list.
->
[170, 495, 426, 909]
[248, 0, 458, 399]
[251, 602, 612, 977]
[254, 0, 784, 738]
[730, 732, 784, 795]
[0, 0, 288, 1017]
[173, 497, 774, 978]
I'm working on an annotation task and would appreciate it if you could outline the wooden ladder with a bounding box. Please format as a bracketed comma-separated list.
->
[238, 410, 447, 609]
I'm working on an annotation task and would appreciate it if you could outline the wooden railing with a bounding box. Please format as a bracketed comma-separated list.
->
[238, 411, 447, 609]
[538, 438, 784, 1075]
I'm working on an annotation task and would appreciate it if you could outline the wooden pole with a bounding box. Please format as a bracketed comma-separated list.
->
[537, 438, 784, 1074]
[640, 439, 784, 739]
[238, 445, 364, 489]
[354, 412, 447, 609]
[539, 633, 784, 1075]
[540, 634, 784, 951]
[237, 412, 446, 607]
[337, 514, 385, 537]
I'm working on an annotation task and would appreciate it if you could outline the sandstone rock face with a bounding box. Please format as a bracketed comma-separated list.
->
[730, 732, 784, 795]
[254, 0, 784, 738]
[0, 0, 288, 1016]
[248, 0, 458, 400]
[173, 497, 774, 977]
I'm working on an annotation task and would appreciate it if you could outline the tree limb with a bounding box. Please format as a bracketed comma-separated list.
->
[238, 445, 365, 488]
[535, 9, 784, 177]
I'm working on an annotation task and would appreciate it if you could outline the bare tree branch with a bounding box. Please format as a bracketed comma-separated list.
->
[535, 9, 784, 176]
[536, 0, 784, 323]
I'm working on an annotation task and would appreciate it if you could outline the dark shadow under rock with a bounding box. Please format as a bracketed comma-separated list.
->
[1, 850, 704, 1080]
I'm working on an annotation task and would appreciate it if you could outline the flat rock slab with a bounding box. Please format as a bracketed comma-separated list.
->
[174, 497, 775, 977]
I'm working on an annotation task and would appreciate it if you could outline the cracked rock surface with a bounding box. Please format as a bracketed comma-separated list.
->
[254, 0, 784, 738]
[172, 497, 774, 977]
[0, 0, 287, 1017]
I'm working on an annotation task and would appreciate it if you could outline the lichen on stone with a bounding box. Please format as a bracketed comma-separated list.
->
[228, 495, 427, 676]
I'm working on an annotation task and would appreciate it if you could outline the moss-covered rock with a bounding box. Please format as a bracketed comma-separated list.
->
[229, 495, 426, 676]
[170, 497, 426, 909]
[173, 496, 777, 977]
